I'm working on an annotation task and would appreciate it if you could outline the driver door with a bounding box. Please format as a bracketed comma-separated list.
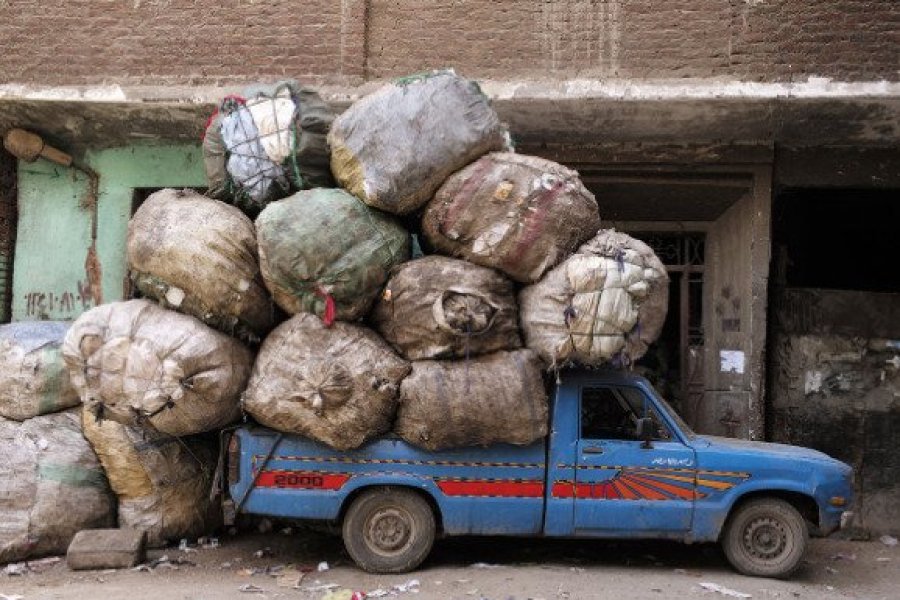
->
[573, 385, 697, 535]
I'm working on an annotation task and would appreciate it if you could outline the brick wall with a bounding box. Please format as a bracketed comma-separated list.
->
[0, 0, 345, 86]
[0, 0, 896, 86]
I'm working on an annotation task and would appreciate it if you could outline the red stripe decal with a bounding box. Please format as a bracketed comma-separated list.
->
[437, 479, 544, 498]
[552, 481, 575, 498]
[256, 470, 350, 491]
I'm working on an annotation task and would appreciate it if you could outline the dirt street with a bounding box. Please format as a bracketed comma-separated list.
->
[2, 529, 896, 600]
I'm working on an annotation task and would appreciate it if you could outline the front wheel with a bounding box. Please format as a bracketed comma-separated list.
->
[342, 487, 436, 573]
[722, 498, 809, 578]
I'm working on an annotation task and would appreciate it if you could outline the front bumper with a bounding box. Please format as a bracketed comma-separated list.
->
[817, 505, 854, 536]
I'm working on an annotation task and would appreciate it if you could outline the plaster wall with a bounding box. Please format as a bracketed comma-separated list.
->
[11, 144, 205, 321]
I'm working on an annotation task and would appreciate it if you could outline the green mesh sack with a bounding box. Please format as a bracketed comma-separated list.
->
[256, 189, 411, 322]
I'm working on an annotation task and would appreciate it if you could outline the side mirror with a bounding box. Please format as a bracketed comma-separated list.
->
[636, 417, 654, 449]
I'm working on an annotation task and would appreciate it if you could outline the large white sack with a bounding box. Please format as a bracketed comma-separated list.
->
[81, 408, 220, 547]
[242, 314, 410, 450]
[0, 321, 79, 420]
[0, 410, 115, 563]
[63, 300, 253, 437]
[371, 256, 522, 360]
[127, 188, 275, 342]
[520, 230, 669, 367]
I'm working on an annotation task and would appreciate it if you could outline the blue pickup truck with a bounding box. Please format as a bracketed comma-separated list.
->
[224, 370, 853, 578]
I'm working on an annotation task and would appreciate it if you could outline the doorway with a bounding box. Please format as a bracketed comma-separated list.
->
[634, 232, 705, 425]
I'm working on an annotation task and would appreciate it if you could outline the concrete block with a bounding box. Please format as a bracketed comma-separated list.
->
[66, 528, 147, 570]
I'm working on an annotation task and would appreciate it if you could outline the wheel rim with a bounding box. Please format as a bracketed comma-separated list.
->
[742, 516, 789, 561]
[364, 506, 414, 557]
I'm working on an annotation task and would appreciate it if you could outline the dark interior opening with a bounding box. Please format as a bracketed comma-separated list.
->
[772, 188, 900, 293]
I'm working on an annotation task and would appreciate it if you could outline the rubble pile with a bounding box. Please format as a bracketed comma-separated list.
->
[0, 69, 668, 562]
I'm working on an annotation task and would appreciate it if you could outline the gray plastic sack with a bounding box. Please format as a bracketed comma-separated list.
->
[0, 321, 79, 420]
[62, 300, 253, 437]
[422, 152, 601, 283]
[242, 314, 410, 450]
[371, 256, 522, 360]
[128, 188, 275, 342]
[0, 410, 115, 563]
[395, 350, 548, 451]
[520, 230, 669, 367]
[329, 70, 508, 215]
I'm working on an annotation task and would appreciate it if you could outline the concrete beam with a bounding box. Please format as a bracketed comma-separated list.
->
[1, 80, 898, 155]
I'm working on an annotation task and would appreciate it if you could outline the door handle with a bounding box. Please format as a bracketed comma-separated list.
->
[583, 446, 604, 454]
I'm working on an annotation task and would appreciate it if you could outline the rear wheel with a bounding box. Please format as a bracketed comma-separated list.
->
[722, 498, 808, 578]
[342, 487, 436, 573]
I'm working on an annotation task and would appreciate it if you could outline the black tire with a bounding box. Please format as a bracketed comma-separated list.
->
[342, 487, 436, 573]
[722, 498, 809, 579]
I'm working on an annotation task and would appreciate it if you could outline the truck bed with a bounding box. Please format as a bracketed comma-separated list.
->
[230, 426, 548, 535]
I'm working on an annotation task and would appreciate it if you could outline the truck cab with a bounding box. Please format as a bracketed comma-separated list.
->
[225, 370, 853, 578]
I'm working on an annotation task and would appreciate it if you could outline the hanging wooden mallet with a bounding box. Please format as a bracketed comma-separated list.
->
[3, 128, 73, 166]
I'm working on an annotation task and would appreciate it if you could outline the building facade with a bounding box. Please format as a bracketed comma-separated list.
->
[1, 0, 897, 531]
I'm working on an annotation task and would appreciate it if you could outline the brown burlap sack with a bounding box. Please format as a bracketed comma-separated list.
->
[371, 256, 522, 360]
[395, 350, 548, 451]
[62, 300, 253, 437]
[422, 152, 600, 283]
[127, 188, 274, 342]
[81, 408, 220, 546]
[329, 70, 508, 215]
[520, 230, 669, 368]
[0, 321, 79, 421]
[242, 314, 410, 450]
[0, 410, 115, 563]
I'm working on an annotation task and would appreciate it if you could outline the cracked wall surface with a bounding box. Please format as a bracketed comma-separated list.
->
[769, 288, 900, 534]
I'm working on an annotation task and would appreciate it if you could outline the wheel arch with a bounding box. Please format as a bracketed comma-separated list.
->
[721, 489, 819, 540]
[338, 484, 444, 533]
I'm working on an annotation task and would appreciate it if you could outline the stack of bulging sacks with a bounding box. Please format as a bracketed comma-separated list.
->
[0, 322, 116, 562]
[240, 69, 669, 453]
[0, 72, 671, 562]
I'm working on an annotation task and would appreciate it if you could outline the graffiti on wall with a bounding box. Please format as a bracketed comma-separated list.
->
[23, 280, 96, 319]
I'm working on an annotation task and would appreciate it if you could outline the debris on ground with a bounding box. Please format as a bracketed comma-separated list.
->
[392, 578, 420, 593]
[471, 562, 501, 569]
[198, 537, 220, 549]
[132, 554, 196, 572]
[276, 568, 304, 588]
[3, 557, 63, 577]
[238, 583, 265, 593]
[825, 566, 839, 574]
[317, 561, 330, 572]
[320, 591, 364, 600]
[831, 552, 856, 561]
[0, 594, 25, 600]
[304, 583, 341, 592]
[879, 535, 898, 547]
[257, 519, 273, 534]
[699, 582, 752, 598]
[253, 547, 273, 558]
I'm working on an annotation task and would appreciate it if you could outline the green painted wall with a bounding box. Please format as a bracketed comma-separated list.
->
[12, 144, 205, 321]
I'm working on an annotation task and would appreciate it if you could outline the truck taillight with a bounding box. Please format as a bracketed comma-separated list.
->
[227, 433, 241, 486]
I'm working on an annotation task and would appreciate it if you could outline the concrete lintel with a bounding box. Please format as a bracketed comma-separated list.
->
[1, 79, 898, 153]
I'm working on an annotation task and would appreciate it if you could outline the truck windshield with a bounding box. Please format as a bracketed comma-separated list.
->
[653, 391, 697, 440]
